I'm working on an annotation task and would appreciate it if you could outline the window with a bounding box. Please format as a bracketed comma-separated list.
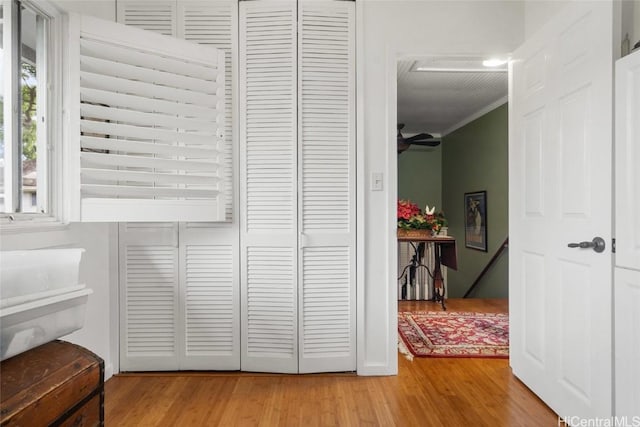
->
[1, 5, 227, 225]
[1, 0, 53, 221]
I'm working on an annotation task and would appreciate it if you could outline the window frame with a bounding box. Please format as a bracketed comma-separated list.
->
[1, 0, 65, 232]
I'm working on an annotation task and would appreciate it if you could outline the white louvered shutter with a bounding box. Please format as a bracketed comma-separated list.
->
[119, 223, 180, 371]
[119, 1, 237, 222]
[240, 0, 299, 373]
[65, 13, 226, 222]
[116, 1, 177, 36]
[297, 0, 355, 373]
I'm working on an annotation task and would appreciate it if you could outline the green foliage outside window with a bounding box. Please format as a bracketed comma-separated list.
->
[22, 62, 37, 161]
[0, 63, 37, 161]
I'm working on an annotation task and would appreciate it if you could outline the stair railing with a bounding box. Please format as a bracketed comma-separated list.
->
[463, 237, 509, 298]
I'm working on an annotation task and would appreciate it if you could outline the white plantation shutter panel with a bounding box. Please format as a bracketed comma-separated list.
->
[240, 0, 299, 373]
[298, 0, 355, 373]
[65, 14, 226, 222]
[119, 223, 180, 371]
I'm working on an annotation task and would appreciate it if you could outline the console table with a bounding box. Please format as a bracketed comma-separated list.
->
[398, 235, 458, 310]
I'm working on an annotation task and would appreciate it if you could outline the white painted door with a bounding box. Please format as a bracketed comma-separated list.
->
[614, 49, 640, 417]
[119, 222, 240, 371]
[239, 0, 356, 373]
[239, 0, 299, 373]
[119, 222, 180, 371]
[297, 0, 356, 373]
[116, 1, 240, 370]
[509, 1, 613, 419]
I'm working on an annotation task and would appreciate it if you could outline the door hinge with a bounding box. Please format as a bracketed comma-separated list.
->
[612, 238, 616, 253]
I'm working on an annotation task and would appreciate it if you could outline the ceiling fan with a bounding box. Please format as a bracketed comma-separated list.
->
[397, 123, 441, 154]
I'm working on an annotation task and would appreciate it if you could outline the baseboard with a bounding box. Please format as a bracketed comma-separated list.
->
[104, 363, 114, 381]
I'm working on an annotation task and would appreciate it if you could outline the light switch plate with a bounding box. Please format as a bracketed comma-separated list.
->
[371, 172, 383, 191]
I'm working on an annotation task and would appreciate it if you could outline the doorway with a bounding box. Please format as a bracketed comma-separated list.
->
[395, 55, 510, 305]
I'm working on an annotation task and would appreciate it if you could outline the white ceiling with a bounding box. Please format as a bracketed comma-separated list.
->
[397, 57, 508, 137]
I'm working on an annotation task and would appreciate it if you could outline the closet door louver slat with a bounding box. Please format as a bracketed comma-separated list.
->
[240, 0, 299, 373]
[116, 0, 176, 36]
[66, 14, 225, 222]
[119, 223, 180, 371]
[298, 0, 356, 373]
[179, 238, 237, 369]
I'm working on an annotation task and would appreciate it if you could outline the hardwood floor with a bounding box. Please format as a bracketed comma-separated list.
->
[104, 299, 557, 426]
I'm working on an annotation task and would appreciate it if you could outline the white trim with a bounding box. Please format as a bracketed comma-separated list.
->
[0, 215, 69, 234]
[0, 0, 65, 229]
[108, 222, 119, 377]
[442, 95, 508, 137]
[4, 0, 21, 213]
[355, 0, 366, 376]
[386, 43, 398, 376]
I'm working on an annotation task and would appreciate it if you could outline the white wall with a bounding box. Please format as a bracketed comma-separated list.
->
[0, 0, 118, 379]
[0, 223, 117, 378]
[524, 0, 567, 38]
[636, 1, 640, 43]
[358, 0, 524, 374]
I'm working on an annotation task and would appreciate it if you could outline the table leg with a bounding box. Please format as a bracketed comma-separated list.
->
[433, 247, 446, 310]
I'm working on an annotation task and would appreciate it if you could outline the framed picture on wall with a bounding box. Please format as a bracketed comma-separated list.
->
[464, 191, 487, 251]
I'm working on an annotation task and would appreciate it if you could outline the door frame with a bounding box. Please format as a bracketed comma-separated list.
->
[379, 48, 513, 375]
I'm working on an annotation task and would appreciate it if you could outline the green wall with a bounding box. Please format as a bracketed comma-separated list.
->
[397, 145, 442, 213]
[442, 104, 509, 298]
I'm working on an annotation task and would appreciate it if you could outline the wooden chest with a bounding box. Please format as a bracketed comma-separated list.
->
[0, 340, 104, 426]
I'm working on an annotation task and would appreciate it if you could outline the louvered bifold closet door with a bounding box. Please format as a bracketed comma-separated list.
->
[177, 1, 240, 370]
[240, 0, 299, 373]
[116, 1, 240, 370]
[178, 1, 238, 223]
[65, 14, 226, 222]
[297, 0, 356, 373]
[178, 223, 239, 369]
[119, 223, 180, 371]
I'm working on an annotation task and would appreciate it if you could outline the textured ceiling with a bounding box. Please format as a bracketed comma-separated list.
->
[397, 58, 508, 137]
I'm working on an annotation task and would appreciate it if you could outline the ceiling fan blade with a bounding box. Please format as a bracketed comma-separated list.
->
[410, 139, 441, 147]
[397, 141, 411, 153]
[405, 132, 434, 142]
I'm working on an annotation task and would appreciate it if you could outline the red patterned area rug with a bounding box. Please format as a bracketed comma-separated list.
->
[398, 311, 509, 358]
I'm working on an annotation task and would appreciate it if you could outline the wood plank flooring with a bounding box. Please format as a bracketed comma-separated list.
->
[104, 299, 557, 426]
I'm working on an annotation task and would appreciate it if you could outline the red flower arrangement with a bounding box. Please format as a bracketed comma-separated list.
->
[397, 199, 421, 221]
[397, 199, 448, 232]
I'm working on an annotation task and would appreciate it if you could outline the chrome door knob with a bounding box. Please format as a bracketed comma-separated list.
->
[567, 237, 606, 253]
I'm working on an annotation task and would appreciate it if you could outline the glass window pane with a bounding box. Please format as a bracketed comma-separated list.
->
[20, 6, 39, 213]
